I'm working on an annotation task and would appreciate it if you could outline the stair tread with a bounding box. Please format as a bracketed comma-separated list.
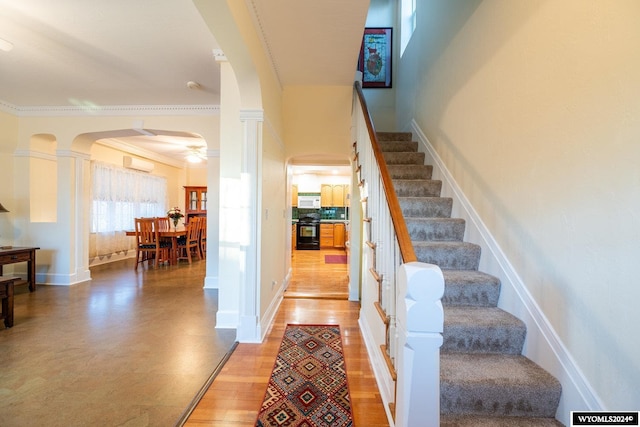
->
[399, 197, 453, 218]
[387, 164, 433, 179]
[413, 240, 480, 249]
[406, 218, 466, 241]
[441, 415, 564, 427]
[414, 241, 481, 270]
[444, 306, 525, 328]
[379, 141, 418, 152]
[443, 270, 501, 287]
[383, 152, 426, 165]
[441, 354, 562, 418]
[443, 307, 526, 354]
[443, 270, 502, 307]
[441, 353, 561, 388]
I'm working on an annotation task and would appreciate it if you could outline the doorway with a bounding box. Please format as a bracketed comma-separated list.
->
[287, 163, 351, 299]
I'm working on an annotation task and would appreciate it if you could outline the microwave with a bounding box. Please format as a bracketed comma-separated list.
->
[297, 195, 321, 209]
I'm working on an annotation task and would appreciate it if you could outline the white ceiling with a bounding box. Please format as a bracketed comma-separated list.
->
[0, 0, 369, 165]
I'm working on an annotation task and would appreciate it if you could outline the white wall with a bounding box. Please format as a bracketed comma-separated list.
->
[396, 0, 640, 412]
[293, 173, 350, 193]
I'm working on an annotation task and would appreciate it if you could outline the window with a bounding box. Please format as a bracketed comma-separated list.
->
[400, 0, 417, 56]
[90, 161, 167, 258]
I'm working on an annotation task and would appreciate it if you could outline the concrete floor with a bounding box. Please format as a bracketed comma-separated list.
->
[0, 259, 236, 427]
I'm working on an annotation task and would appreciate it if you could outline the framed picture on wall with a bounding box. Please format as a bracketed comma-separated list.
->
[358, 27, 392, 88]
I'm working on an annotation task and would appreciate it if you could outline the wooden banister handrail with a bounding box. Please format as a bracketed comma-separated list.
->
[354, 82, 417, 263]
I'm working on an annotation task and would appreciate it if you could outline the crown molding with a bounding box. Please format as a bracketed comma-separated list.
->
[246, 0, 283, 91]
[0, 99, 220, 117]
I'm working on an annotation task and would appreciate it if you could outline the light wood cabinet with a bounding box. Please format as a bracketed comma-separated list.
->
[333, 185, 345, 207]
[291, 223, 296, 251]
[319, 223, 346, 248]
[320, 184, 333, 207]
[320, 224, 334, 248]
[291, 184, 298, 207]
[184, 186, 207, 223]
[333, 223, 345, 248]
[320, 184, 349, 207]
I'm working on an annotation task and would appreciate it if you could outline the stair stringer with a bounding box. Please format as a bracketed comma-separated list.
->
[407, 120, 604, 425]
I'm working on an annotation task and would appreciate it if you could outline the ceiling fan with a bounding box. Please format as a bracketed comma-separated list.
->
[185, 145, 207, 163]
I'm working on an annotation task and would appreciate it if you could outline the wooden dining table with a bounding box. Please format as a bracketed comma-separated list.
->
[126, 227, 187, 265]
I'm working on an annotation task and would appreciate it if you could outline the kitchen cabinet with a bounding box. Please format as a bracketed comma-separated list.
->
[184, 186, 207, 223]
[291, 184, 298, 207]
[319, 222, 346, 248]
[320, 224, 334, 248]
[320, 184, 349, 207]
[333, 223, 345, 248]
[291, 223, 296, 252]
[320, 184, 333, 207]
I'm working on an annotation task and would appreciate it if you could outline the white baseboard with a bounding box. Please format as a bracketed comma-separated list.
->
[259, 289, 284, 342]
[204, 275, 218, 289]
[408, 120, 603, 424]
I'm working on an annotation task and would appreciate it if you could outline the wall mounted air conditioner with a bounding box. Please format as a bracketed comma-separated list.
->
[123, 156, 154, 173]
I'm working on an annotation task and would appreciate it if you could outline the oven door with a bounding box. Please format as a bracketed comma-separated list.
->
[299, 224, 317, 238]
[296, 223, 320, 250]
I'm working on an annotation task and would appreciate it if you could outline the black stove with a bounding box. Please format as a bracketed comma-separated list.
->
[296, 213, 320, 250]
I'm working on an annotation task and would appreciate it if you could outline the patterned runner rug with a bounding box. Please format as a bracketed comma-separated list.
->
[255, 324, 353, 427]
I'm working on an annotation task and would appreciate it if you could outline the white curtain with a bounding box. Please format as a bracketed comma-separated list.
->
[89, 161, 167, 260]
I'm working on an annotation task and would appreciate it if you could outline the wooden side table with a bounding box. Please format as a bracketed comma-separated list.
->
[0, 247, 40, 292]
[0, 276, 18, 328]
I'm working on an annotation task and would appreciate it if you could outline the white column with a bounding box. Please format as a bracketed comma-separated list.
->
[215, 55, 242, 329]
[236, 109, 263, 343]
[204, 149, 220, 289]
[71, 150, 92, 284]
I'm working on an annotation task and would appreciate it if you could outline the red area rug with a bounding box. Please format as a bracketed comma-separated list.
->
[255, 324, 353, 427]
[324, 255, 347, 264]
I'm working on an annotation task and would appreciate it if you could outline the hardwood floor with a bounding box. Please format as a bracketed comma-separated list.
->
[185, 249, 390, 426]
[285, 248, 349, 299]
[0, 259, 236, 427]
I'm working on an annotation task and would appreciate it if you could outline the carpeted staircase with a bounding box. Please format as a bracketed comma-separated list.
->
[377, 132, 564, 427]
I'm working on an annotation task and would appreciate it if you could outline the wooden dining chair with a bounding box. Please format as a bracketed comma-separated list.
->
[199, 217, 207, 258]
[156, 217, 170, 231]
[134, 217, 171, 270]
[177, 218, 202, 264]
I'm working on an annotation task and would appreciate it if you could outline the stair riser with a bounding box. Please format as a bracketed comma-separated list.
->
[394, 180, 442, 197]
[406, 218, 465, 241]
[388, 165, 433, 180]
[379, 141, 418, 152]
[377, 132, 412, 141]
[442, 325, 526, 354]
[443, 284, 499, 308]
[400, 198, 452, 218]
[414, 243, 481, 270]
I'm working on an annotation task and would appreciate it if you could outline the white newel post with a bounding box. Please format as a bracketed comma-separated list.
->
[395, 262, 444, 427]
